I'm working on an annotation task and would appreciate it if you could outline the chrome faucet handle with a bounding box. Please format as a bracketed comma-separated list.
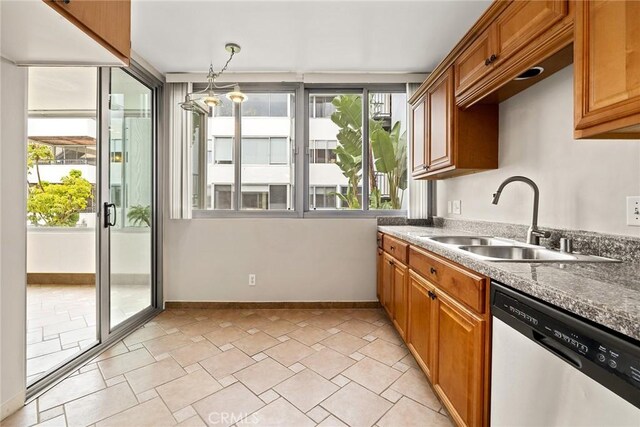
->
[531, 229, 551, 238]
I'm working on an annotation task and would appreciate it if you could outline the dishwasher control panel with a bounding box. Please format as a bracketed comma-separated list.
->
[493, 291, 640, 391]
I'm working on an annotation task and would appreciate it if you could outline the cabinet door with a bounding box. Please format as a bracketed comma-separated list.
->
[46, 0, 131, 60]
[493, 0, 567, 66]
[381, 253, 394, 317]
[575, 0, 640, 138]
[433, 291, 486, 427]
[411, 98, 428, 175]
[454, 29, 495, 95]
[427, 68, 454, 172]
[407, 272, 435, 379]
[392, 261, 408, 340]
[376, 248, 383, 301]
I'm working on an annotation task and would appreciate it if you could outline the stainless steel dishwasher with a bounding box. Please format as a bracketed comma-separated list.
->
[490, 281, 640, 426]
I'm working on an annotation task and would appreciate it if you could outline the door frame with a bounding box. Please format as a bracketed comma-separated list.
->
[98, 64, 162, 340]
[25, 61, 164, 400]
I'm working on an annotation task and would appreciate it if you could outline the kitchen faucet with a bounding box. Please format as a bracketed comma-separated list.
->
[491, 176, 551, 245]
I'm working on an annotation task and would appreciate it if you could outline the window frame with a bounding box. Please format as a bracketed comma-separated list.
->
[192, 83, 408, 219]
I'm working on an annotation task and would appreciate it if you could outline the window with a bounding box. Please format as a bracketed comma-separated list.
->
[192, 111, 205, 208]
[339, 186, 363, 209]
[309, 186, 337, 209]
[308, 92, 363, 210]
[310, 95, 337, 118]
[213, 96, 233, 117]
[192, 84, 408, 216]
[241, 185, 268, 210]
[242, 93, 288, 117]
[242, 138, 270, 164]
[203, 90, 295, 212]
[270, 138, 288, 165]
[239, 137, 289, 165]
[368, 92, 407, 210]
[269, 185, 288, 210]
[213, 137, 233, 164]
[310, 140, 337, 164]
[213, 185, 232, 209]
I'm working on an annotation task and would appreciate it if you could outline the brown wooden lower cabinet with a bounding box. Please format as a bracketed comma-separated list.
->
[433, 289, 487, 427]
[407, 271, 435, 380]
[377, 233, 490, 427]
[376, 248, 383, 301]
[392, 260, 408, 340]
[381, 253, 394, 317]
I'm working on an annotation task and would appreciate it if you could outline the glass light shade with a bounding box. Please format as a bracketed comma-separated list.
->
[226, 86, 247, 103]
[203, 95, 222, 107]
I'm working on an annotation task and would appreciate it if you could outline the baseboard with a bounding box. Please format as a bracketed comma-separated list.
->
[27, 273, 95, 286]
[1, 390, 26, 422]
[165, 301, 382, 309]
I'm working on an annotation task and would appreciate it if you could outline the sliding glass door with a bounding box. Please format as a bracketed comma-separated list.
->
[26, 64, 161, 397]
[107, 68, 154, 328]
[101, 68, 157, 331]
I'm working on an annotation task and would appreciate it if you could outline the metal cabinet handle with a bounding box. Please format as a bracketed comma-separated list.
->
[485, 54, 497, 66]
[427, 290, 437, 300]
[104, 202, 116, 228]
[390, 246, 395, 251]
[390, 260, 395, 266]
[430, 267, 437, 275]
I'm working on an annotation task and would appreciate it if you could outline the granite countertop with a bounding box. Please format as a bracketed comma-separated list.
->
[378, 225, 640, 342]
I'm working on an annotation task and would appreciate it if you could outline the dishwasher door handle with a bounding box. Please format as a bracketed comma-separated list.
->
[533, 330, 582, 369]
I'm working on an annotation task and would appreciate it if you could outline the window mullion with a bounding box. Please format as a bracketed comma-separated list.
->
[234, 102, 242, 211]
[297, 84, 307, 216]
[362, 88, 370, 212]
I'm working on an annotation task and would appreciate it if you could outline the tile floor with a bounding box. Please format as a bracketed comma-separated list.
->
[7, 307, 452, 427]
[26, 284, 150, 384]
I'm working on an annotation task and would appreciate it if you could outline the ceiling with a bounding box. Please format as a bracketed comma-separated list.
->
[131, 0, 491, 75]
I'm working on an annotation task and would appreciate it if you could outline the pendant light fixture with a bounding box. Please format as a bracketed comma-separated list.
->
[180, 43, 247, 112]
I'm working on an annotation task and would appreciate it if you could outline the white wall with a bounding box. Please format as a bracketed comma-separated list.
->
[26, 229, 151, 275]
[163, 218, 377, 302]
[436, 66, 640, 237]
[0, 58, 27, 419]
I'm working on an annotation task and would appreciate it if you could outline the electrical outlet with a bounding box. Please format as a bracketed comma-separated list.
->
[447, 201, 453, 214]
[627, 197, 640, 226]
[249, 274, 256, 286]
[452, 200, 462, 215]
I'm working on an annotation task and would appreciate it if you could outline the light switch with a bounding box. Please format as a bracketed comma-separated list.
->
[452, 200, 462, 215]
[627, 196, 640, 226]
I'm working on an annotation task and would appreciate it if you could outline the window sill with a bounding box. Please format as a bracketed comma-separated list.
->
[191, 209, 406, 219]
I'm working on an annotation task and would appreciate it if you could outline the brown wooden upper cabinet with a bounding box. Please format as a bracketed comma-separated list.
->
[455, 0, 570, 107]
[427, 70, 455, 173]
[454, 29, 496, 97]
[411, 66, 498, 180]
[574, 0, 640, 139]
[44, 0, 131, 65]
[411, 97, 428, 175]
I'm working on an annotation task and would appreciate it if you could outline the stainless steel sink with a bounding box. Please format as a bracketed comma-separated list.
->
[427, 236, 516, 246]
[458, 245, 577, 261]
[423, 234, 619, 263]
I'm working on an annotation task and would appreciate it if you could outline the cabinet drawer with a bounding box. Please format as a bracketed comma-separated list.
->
[409, 246, 487, 314]
[383, 235, 409, 264]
